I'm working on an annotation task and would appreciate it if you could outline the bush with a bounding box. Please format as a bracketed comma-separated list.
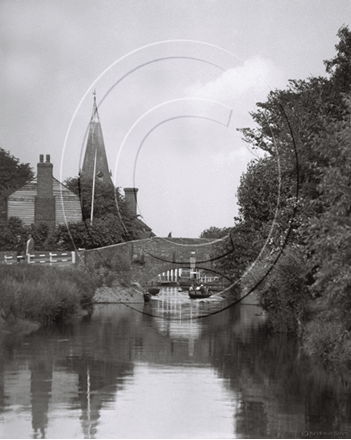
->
[303, 319, 351, 361]
[30, 222, 57, 251]
[0, 218, 62, 252]
[0, 217, 27, 251]
[93, 264, 117, 287]
[243, 247, 310, 333]
[0, 265, 96, 324]
[91, 252, 132, 287]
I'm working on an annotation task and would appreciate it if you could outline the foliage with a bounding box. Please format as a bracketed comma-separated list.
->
[200, 226, 232, 239]
[0, 149, 33, 219]
[56, 217, 125, 250]
[29, 222, 57, 251]
[324, 26, 351, 105]
[232, 25, 351, 346]
[302, 105, 351, 327]
[0, 217, 30, 251]
[303, 319, 351, 362]
[0, 217, 61, 252]
[251, 247, 310, 333]
[62, 177, 144, 247]
[0, 265, 96, 324]
[212, 219, 262, 280]
[90, 251, 131, 286]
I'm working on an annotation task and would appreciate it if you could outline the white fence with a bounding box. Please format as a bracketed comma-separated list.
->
[3, 252, 76, 265]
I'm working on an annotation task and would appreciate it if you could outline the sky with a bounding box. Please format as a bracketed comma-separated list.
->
[1, 0, 351, 237]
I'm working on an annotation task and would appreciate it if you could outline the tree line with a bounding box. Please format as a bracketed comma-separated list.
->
[201, 26, 351, 361]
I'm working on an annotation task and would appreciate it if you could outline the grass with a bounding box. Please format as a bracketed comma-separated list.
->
[0, 264, 97, 325]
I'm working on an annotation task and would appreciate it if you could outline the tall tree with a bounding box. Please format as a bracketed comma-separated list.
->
[0, 149, 33, 219]
[62, 176, 145, 248]
[232, 25, 351, 335]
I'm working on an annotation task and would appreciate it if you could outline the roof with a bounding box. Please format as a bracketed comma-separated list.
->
[81, 92, 113, 186]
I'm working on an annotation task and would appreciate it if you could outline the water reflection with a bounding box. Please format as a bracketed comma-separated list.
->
[0, 288, 351, 438]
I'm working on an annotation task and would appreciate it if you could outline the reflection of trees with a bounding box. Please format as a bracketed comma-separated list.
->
[206, 306, 351, 438]
[30, 358, 52, 439]
[0, 365, 4, 415]
[0, 306, 139, 439]
[2, 300, 351, 438]
[55, 307, 139, 438]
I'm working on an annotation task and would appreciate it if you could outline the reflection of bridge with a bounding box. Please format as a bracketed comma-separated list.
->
[84, 236, 231, 285]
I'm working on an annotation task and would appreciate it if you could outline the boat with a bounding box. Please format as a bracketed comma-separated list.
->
[147, 287, 160, 295]
[188, 285, 212, 299]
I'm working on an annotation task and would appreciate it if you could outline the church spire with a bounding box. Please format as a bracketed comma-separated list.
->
[91, 89, 99, 123]
[81, 91, 113, 186]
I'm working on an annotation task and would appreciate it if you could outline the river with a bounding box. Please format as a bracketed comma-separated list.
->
[0, 287, 350, 439]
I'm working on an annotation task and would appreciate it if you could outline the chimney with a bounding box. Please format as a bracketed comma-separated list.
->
[37, 154, 53, 197]
[124, 188, 138, 215]
[35, 154, 55, 227]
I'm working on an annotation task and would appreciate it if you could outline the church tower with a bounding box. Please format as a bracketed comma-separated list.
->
[81, 91, 113, 186]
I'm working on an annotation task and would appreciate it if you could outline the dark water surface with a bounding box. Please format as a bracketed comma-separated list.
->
[1, 287, 351, 439]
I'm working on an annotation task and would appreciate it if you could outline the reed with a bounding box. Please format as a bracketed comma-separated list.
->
[0, 264, 96, 324]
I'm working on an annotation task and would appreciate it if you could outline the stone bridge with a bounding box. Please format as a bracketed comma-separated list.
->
[83, 236, 232, 285]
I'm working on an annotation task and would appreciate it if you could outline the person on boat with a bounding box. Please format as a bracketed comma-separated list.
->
[191, 278, 198, 291]
[199, 284, 205, 293]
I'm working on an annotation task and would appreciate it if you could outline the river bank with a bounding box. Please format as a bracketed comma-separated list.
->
[0, 264, 96, 333]
[93, 282, 145, 303]
[0, 263, 152, 336]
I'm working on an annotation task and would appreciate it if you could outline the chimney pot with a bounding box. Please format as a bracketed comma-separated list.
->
[46, 154, 50, 163]
[40, 154, 44, 163]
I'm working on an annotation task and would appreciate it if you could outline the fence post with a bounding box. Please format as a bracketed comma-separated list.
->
[4, 255, 13, 264]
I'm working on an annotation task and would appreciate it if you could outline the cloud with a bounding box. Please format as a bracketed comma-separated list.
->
[185, 56, 285, 104]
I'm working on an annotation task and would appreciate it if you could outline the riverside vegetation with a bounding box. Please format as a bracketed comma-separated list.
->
[0, 264, 97, 332]
[202, 26, 351, 363]
[0, 257, 145, 335]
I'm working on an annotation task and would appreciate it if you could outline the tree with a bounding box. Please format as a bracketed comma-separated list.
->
[303, 107, 351, 321]
[0, 149, 33, 219]
[200, 226, 232, 239]
[324, 25, 351, 107]
[60, 176, 145, 248]
[0, 217, 27, 251]
[234, 25, 351, 338]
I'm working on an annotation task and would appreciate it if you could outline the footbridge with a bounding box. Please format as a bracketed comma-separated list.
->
[83, 236, 232, 285]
